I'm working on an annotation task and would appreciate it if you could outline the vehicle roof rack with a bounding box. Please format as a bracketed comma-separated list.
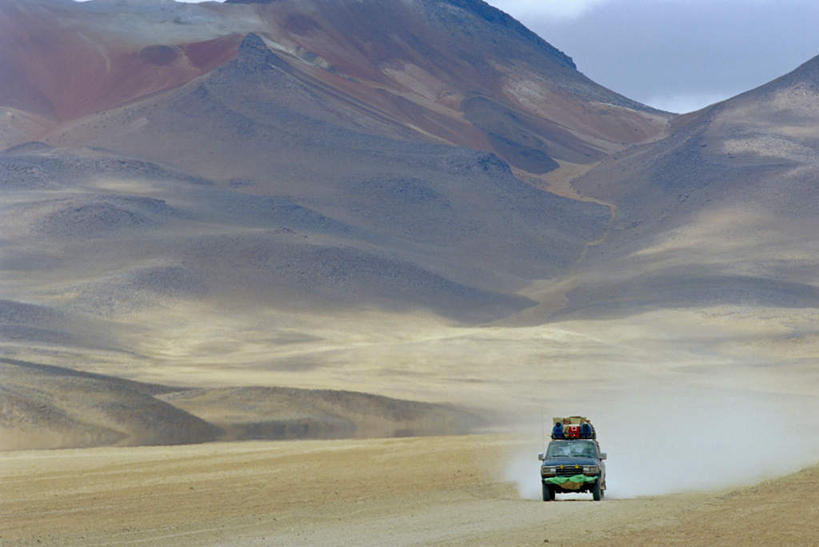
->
[551, 416, 596, 439]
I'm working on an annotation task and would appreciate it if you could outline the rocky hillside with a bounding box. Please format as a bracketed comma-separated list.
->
[1, 0, 668, 165]
[2, 0, 665, 343]
[548, 54, 819, 320]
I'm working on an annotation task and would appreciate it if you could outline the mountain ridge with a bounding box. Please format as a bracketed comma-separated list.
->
[1, 0, 669, 166]
[540, 47, 819, 322]
[8, 0, 819, 452]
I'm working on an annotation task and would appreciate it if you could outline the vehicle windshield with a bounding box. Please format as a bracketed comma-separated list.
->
[546, 440, 597, 458]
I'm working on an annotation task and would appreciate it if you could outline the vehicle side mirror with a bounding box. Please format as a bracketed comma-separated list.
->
[600, 452, 607, 460]
[537, 452, 545, 461]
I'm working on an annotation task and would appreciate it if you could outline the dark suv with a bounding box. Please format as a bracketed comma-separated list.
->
[538, 439, 607, 501]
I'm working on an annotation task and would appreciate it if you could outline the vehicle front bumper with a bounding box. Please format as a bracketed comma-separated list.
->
[542, 474, 599, 491]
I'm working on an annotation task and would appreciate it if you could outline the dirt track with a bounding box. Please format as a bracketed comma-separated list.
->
[1, 435, 817, 546]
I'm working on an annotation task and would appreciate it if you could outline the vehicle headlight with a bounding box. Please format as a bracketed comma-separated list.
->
[541, 466, 557, 476]
[582, 465, 599, 475]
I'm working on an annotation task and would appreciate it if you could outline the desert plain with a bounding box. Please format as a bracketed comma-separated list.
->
[2, 433, 818, 545]
[3, 303, 819, 545]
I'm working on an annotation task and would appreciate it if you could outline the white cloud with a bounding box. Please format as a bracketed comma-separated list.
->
[643, 92, 732, 114]
[489, 0, 612, 20]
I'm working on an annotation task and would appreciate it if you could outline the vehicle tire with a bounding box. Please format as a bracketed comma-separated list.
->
[542, 482, 555, 502]
[592, 480, 603, 501]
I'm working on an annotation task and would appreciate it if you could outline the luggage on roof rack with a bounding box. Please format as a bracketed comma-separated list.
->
[551, 416, 596, 439]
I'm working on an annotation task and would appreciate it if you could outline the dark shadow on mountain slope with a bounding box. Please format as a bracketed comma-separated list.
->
[0, 358, 219, 450]
[1, 359, 486, 450]
[158, 386, 484, 441]
[555, 273, 819, 321]
[0, 300, 122, 351]
[179, 234, 537, 323]
[0, 148, 210, 191]
[463, 96, 603, 171]
[35, 197, 174, 238]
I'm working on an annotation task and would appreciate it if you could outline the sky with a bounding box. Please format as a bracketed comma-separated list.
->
[489, 0, 819, 112]
[77, 0, 819, 114]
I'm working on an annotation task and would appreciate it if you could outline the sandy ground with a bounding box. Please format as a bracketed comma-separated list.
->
[2, 434, 817, 546]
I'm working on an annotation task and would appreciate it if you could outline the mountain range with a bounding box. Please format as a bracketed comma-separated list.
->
[2, 0, 818, 449]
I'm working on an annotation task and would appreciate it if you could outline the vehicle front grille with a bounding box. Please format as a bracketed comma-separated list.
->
[556, 466, 584, 476]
